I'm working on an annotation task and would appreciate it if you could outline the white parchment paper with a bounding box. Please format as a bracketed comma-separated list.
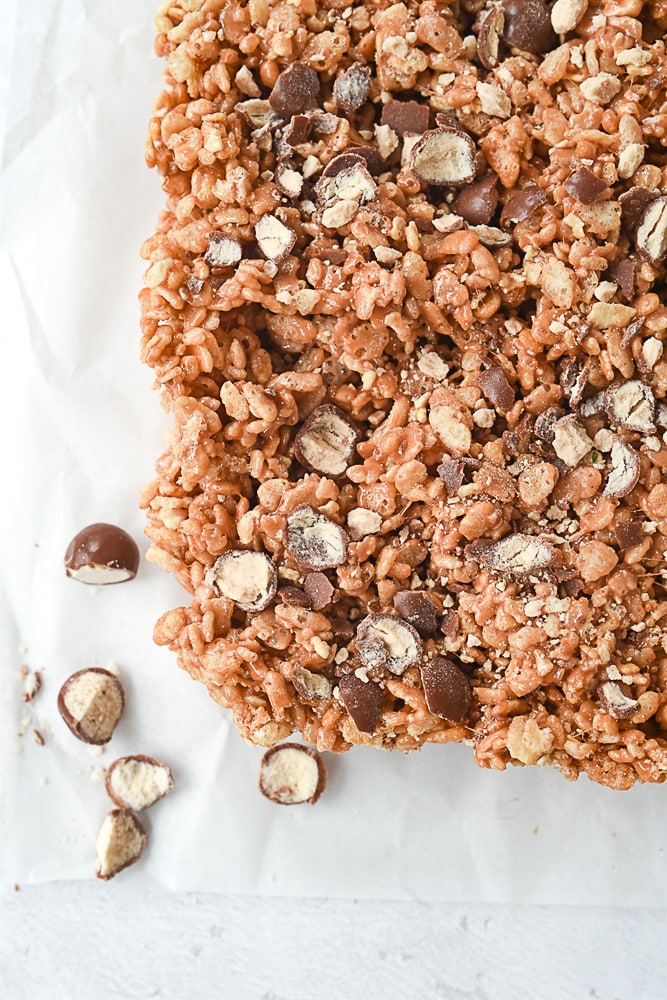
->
[2, 0, 666, 903]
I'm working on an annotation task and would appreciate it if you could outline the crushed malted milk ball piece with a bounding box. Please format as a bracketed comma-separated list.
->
[294, 405, 358, 476]
[347, 507, 383, 540]
[356, 614, 422, 676]
[258, 743, 327, 804]
[207, 550, 277, 611]
[96, 809, 147, 880]
[58, 668, 125, 746]
[285, 506, 349, 570]
[105, 756, 173, 811]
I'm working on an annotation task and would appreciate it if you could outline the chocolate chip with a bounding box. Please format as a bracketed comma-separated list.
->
[420, 656, 473, 723]
[606, 259, 636, 302]
[284, 114, 313, 146]
[438, 459, 465, 495]
[105, 756, 173, 812]
[380, 100, 429, 136]
[96, 809, 147, 880]
[562, 576, 585, 597]
[440, 610, 460, 638]
[502, 0, 557, 54]
[563, 167, 607, 205]
[331, 617, 355, 644]
[635, 196, 667, 265]
[409, 126, 477, 187]
[477, 6, 505, 69]
[207, 550, 278, 611]
[534, 406, 566, 444]
[392, 591, 439, 637]
[615, 522, 643, 551]
[58, 668, 125, 746]
[500, 185, 546, 226]
[338, 674, 383, 734]
[294, 404, 358, 476]
[278, 585, 312, 608]
[64, 523, 140, 585]
[304, 571, 335, 610]
[269, 62, 320, 119]
[619, 186, 659, 233]
[285, 506, 349, 571]
[333, 63, 371, 115]
[477, 366, 515, 413]
[452, 174, 499, 225]
[598, 681, 640, 721]
[259, 743, 327, 805]
[292, 666, 332, 702]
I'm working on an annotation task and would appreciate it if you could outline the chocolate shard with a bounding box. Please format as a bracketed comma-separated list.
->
[58, 668, 125, 746]
[356, 614, 423, 675]
[392, 591, 439, 637]
[619, 186, 659, 233]
[207, 550, 278, 611]
[563, 167, 607, 205]
[477, 6, 505, 69]
[303, 571, 335, 610]
[338, 674, 383, 734]
[269, 62, 320, 119]
[380, 100, 429, 136]
[501, 0, 557, 55]
[284, 114, 313, 146]
[615, 522, 643, 551]
[500, 186, 546, 226]
[477, 366, 515, 412]
[606, 258, 636, 302]
[333, 64, 371, 115]
[420, 656, 473, 723]
[453, 174, 499, 225]
[65, 523, 140, 585]
[258, 743, 327, 805]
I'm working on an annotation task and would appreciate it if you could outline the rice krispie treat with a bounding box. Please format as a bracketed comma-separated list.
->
[140, 0, 667, 789]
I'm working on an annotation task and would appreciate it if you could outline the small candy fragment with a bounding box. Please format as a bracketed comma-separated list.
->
[207, 551, 278, 612]
[105, 756, 173, 811]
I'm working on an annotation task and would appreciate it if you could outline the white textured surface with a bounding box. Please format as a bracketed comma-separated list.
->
[2, 884, 666, 1000]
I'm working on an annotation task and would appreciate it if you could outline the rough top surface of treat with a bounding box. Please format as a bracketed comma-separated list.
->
[142, 0, 667, 790]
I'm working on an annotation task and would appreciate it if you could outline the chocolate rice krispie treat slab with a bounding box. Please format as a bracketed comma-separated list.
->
[140, 0, 667, 790]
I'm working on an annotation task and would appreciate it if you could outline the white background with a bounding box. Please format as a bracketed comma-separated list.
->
[2, 1, 667, 996]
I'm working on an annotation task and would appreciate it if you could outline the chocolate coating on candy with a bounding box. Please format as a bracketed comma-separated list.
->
[500, 186, 546, 226]
[453, 174, 499, 225]
[65, 523, 140, 585]
[502, 0, 557, 54]
[294, 404, 358, 476]
[420, 656, 473, 723]
[563, 168, 607, 205]
[392, 591, 438, 637]
[207, 550, 278, 611]
[105, 755, 173, 811]
[380, 100, 429, 136]
[269, 62, 320, 119]
[96, 809, 147, 880]
[356, 614, 422, 675]
[338, 674, 383, 734]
